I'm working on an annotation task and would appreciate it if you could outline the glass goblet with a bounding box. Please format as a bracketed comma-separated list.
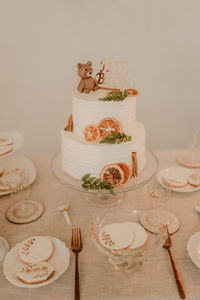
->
[185, 128, 200, 164]
[0, 212, 9, 261]
[148, 178, 171, 208]
[5, 171, 31, 219]
[146, 178, 172, 230]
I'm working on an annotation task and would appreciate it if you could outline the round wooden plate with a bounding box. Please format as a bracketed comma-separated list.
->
[139, 209, 181, 235]
[6, 200, 44, 224]
[177, 153, 200, 168]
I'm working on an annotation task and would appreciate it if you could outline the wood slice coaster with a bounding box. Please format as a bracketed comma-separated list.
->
[6, 200, 44, 224]
[176, 153, 200, 168]
[139, 209, 181, 235]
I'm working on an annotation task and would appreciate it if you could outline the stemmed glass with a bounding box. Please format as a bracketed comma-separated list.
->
[178, 128, 200, 167]
[5, 171, 31, 219]
[186, 128, 200, 163]
[0, 215, 9, 261]
[142, 178, 172, 232]
[148, 178, 171, 208]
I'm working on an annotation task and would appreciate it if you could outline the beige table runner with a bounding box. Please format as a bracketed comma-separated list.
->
[0, 151, 200, 300]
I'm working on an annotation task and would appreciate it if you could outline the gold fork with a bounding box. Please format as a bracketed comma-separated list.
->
[71, 228, 83, 300]
[163, 224, 186, 299]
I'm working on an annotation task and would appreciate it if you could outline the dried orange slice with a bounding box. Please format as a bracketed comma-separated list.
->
[127, 89, 138, 97]
[84, 125, 100, 143]
[98, 118, 122, 139]
[106, 89, 120, 95]
[100, 164, 124, 187]
[117, 163, 131, 184]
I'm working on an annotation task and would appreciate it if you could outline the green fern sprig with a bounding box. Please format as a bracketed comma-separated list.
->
[99, 90, 128, 101]
[81, 173, 115, 195]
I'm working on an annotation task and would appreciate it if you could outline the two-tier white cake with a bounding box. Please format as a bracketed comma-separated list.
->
[61, 88, 146, 184]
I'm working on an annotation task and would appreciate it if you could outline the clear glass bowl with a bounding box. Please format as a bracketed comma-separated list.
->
[91, 207, 167, 272]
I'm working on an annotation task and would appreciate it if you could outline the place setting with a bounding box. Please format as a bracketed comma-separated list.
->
[3, 235, 70, 288]
[2, 225, 82, 291]
[137, 178, 181, 235]
[0, 161, 79, 294]
[0, 184, 79, 291]
[2, 225, 81, 289]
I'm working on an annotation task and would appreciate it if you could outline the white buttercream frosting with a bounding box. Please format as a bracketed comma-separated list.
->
[61, 122, 146, 179]
[72, 89, 136, 138]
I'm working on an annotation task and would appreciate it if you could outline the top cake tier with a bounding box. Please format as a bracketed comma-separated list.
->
[72, 89, 136, 139]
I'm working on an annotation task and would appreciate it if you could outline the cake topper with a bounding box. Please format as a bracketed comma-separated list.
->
[95, 58, 138, 98]
[95, 60, 110, 85]
[101, 58, 136, 90]
[77, 61, 99, 93]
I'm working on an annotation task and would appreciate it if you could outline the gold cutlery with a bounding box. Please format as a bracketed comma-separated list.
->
[163, 224, 186, 299]
[71, 228, 83, 300]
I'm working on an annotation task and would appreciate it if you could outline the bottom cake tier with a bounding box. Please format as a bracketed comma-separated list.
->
[61, 122, 146, 180]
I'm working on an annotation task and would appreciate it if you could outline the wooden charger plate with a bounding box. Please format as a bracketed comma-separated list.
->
[139, 209, 181, 235]
[177, 153, 200, 168]
[6, 200, 44, 224]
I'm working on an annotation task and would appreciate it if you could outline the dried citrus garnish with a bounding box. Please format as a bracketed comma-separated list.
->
[127, 89, 138, 97]
[117, 163, 131, 184]
[83, 125, 101, 143]
[98, 118, 122, 139]
[100, 164, 124, 187]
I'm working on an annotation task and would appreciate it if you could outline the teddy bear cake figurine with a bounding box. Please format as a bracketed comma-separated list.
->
[77, 61, 99, 93]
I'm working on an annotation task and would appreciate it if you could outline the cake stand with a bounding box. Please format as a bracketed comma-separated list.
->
[51, 147, 159, 207]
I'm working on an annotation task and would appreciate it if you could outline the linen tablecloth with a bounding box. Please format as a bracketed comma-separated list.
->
[0, 150, 200, 300]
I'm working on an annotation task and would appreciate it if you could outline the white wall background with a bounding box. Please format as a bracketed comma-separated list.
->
[0, 0, 200, 155]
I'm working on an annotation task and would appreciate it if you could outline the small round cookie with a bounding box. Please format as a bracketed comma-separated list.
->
[123, 222, 148, 249]
[19, 236, 54, 264]
[162, 168, 188, 188]
[99, 223, 133, 250]
[188, 173, 200, 187]
[0, 181, 9, 192]
[0, 145, 13, 157]
[0, 138, 13, 146]
[16, 262, 55, 284]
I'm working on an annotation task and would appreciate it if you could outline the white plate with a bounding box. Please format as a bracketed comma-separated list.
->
[187, 232, 200, 269]
[0, 156, 37, 196]
[0, 131, 24, 159]
[157, 167, 200, 193]
[3, 236, 70, 288]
